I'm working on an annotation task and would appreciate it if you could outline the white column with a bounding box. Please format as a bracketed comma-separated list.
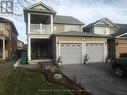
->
[2, 38, 5, 59]
[28, 38, 31, 60]
[82, 42, 85, 63]
[50, 15, 53, 34]
[28, 13, 31, 34]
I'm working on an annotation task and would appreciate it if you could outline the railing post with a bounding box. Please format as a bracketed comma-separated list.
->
[50, 15, 53, 34]
[28, 13, 31, 34]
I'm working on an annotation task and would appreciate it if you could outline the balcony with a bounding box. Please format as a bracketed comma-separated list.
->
[30, 24, 52, 34]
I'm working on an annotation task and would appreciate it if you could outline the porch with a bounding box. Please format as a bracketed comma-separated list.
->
[28, 39, 53, 62]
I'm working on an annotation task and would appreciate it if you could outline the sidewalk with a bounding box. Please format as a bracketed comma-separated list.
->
[14, 59, 39, 69]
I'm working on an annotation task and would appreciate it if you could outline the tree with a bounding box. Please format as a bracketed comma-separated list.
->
[0, 0, 62, 16]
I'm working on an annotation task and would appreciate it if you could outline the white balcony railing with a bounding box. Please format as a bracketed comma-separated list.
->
[30, 24, 52, 34]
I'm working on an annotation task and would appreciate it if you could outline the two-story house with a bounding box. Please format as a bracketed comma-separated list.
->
[24, 2, 108, 64]
[83, 18, 127, 59]
[0, 17, 18, 60]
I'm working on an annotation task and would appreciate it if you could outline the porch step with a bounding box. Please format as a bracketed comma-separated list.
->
[28, 59, 52, 64]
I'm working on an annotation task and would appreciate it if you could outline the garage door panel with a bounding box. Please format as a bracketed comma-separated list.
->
[86, 43, 104, 63]
[61, 44, 82, 64]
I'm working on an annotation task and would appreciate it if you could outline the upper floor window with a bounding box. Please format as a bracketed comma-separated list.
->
[94, 27, 111, 35]
[64, 25, 78, 32]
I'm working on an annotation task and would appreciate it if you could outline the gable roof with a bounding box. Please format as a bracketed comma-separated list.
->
[53, 15, 84, 25]
[0, 17, 18, 35]
[110, 23, 127, 38]
[53, 31, 108, 38]
[84, 18, 119, 29]
[24, 1, 56, 14]
[110, 28, 127, 38]
[24, 2, 56, 22]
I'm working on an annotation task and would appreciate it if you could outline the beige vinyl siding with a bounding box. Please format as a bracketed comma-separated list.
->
[0, 23, 10, 37]
[54, 24, 64, 33]
[54, 24, 83, 33]
[57, 36, 106, 42]
[0, 23, 5, 32]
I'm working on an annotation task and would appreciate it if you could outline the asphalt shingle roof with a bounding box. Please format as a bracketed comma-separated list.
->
[54, 31, 109, 38]
[116, 23, 127, 29]
[110, 28, 127, 38]
[53, 15, 84, 25]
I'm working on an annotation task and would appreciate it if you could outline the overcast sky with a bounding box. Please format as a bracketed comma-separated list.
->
[1, 0, 127, 43]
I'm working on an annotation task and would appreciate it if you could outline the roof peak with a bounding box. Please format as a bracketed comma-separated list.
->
[24, 1, 56, 14]
[85, 17, 119, 28]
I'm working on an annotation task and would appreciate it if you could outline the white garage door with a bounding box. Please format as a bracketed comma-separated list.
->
[61, 43, 82, 64]
[86, 43, 104, 63]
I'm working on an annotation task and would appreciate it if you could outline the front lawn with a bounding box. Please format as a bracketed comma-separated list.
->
[0, 60, 15, 95]
[0, 62, 72, 95]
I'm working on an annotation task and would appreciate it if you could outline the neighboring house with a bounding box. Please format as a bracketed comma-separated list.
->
[16, 40, 25, 58]
[83, 18, 119, 35]
[108, 26, 127, 59]
[24, 2, 108, 64]
[84, 18, 127, 59]
[17, 40, 24, 50]
[0, 17, 18, 60]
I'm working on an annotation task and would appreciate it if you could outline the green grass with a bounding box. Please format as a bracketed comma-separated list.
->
[0, 61, 15, 95]
[0, 62, 72, 95]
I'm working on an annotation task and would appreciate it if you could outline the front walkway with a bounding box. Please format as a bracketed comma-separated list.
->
[14, 59, 39, 69]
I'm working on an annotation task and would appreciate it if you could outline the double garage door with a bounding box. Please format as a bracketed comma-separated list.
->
[61, 43, 104, 64]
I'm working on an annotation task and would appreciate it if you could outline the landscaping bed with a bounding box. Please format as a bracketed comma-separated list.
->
[39, 62, 92, 95]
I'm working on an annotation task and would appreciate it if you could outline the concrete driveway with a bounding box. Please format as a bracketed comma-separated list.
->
[62, 63, 127, 95]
